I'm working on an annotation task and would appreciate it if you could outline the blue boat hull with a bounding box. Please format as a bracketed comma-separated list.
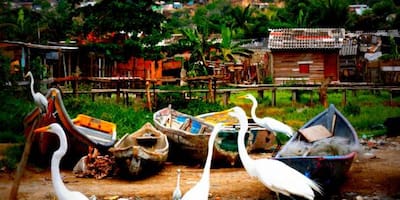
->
[275, 104, 359, 188]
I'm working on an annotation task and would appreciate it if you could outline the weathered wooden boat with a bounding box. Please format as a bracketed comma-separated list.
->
[153, 105, 215, 163]
[197, 110, 277, 153]
[275, 104, 360, 188]
[154, 105, 248, 166]
[109, 122, 169, 177]
[153, 106, 273, 166]
[23, 88, 117, 166]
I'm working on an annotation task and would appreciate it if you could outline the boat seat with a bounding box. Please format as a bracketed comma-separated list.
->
[299, 125, 333, 142]
[188, 120, 202, 134]
[136, 136, 158, 147]
[172, 116, 188, 129]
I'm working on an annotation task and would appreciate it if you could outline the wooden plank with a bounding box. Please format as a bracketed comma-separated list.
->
[9, 118, 39, 200]
[299, 125, 333, 142]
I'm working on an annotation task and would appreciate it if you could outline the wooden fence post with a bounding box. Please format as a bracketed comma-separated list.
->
[223, 91, 231, 106]
[342, 89, 347, 106]
[9, 118, 39, 200]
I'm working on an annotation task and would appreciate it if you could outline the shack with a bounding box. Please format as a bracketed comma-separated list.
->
[268, 28, 345, 84]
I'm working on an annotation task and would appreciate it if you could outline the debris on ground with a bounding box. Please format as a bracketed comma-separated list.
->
[73, 148, 116, 179]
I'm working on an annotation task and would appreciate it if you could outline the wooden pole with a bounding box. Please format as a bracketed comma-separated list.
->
[146, 80, 152, 112]
[208, 77, 215, 103]
[9, 118, 39, 200]
[342, 89, 347, 106]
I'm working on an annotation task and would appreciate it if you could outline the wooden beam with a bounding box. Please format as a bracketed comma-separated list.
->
[223, 91, 231, 106]
[342, 89, 347, 106]
[9, 118, 39, 200]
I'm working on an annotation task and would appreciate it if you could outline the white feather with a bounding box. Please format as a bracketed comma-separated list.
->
[25, 71, 48, 114]
[242, 93, 294, 137]
[34, 123, 89, 200]
[181, 123, 223, 200]
[229, 106, 323, 200]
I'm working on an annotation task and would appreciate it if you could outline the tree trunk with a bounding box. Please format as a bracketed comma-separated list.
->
[319, 77, 332, 107]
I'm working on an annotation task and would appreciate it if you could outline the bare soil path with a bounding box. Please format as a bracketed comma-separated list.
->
[0, 136, 399, 200]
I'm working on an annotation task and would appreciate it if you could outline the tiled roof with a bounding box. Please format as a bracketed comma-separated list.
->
[268, 28, 345, 50]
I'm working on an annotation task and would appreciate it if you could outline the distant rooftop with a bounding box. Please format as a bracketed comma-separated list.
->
[268, 28, 345, 50]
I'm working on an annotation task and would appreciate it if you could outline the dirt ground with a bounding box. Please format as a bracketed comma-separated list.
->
[1, 136, 400, 200]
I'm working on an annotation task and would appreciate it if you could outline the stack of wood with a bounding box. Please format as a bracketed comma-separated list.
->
[73, 148, 116, 179]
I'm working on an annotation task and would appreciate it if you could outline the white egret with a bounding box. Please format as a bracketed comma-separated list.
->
[34, 123, 89, 200]
[25, 71, 48, 115]
[172, 168, 182, 200]
[181, 123, 223, 200]
[240, 93, 293, 147]
[229, 106, 322, 200]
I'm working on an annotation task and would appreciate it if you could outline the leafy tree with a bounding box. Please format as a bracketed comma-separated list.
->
[193, 0, 234, 34]
[278, 0, 350, 28]
[349, 0, 399, 31]
[215, 26, 253, 63]
[77, 0, 167, 61]
[32, 0, 74, 43]
[178, 27, 212, 76]
[307, 0, 350, 28]
[273, 0, 306, 27]
[164, 8, 193, 33]
[229, 5, 255, 38]
[0, 8, 42, 42]
[247, 12, 271, 39]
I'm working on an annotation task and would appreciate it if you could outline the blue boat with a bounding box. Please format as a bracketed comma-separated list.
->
[275, 104, 360, 188]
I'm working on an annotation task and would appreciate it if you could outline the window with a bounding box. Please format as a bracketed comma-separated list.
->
[298, 61, 312, 74]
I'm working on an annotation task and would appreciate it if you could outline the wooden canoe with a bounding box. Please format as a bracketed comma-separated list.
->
[275, 104, 360, 188]
[153, 105, 215, 164]
[197, 110, 277, 153]
[109, 122, 169, 177]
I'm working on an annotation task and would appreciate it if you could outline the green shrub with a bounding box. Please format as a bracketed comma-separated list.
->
[343, 103, 361, 116]
[0, 145, 23, 170]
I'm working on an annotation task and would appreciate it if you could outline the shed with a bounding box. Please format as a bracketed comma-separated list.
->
[0, 40, 79, 79]
[268, 28, 344, 84]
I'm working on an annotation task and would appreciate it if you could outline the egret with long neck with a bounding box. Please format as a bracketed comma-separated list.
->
[25, 71, 48, 115]
[240, 93, 293, 148]
[229, 106, 322, 200]
[182, 123, 223, 200]
[34, 123, 89, 200]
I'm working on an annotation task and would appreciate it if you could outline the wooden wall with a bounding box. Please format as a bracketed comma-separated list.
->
[271, 51, 339, 84]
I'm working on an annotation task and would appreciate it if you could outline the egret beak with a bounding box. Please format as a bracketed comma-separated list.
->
[237, 95, 247, 99]
[34, 125, 50, 134]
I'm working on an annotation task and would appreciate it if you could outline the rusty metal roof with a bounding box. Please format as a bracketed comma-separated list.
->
[268, 28, 345, 50]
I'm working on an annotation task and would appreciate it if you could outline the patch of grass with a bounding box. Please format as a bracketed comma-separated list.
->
[0, 90, 33, 142]
[0, 144, 23, 170]
[0, 131, 24, 143]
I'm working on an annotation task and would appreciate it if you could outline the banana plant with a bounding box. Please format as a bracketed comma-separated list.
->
[216, 25, 254, 63]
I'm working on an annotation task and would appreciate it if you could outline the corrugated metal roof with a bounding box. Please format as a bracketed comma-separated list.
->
[268, 28, 345, 50]
[340, 38, 358, 56]
[340, 44, 358, 56]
